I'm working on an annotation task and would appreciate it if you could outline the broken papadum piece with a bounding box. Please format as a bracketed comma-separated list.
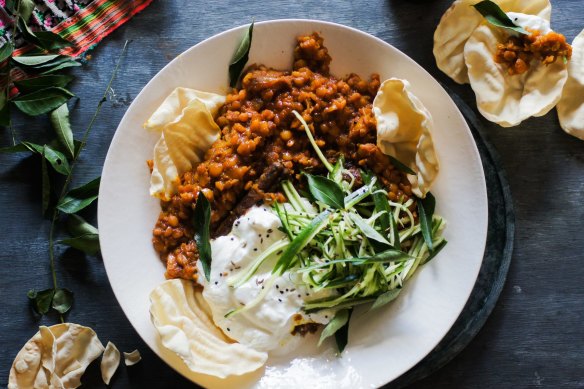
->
[123, 350, 142, 366]
[149, 279, 268, 378]
[144, 87, 226, 132]
[464, 12, 568, 127]
[100, 341, 120, 385]
[9, 323, 104, 389]
[146, 88, 226, 200]
[557, 28, 584, 140]
[433, 0, 551, 84]
[373, 78, 439, 198]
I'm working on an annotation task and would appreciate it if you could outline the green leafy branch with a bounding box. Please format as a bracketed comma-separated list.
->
[0, 3, 129, 318]
[1, 1, 79, 141]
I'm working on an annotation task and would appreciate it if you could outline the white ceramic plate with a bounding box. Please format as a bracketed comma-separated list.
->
[99, 19, 488, 389]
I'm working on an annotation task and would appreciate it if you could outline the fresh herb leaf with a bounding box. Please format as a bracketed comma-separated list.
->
[273, 209, 331, 274]
[229, 21, 254, 88]
[371, 288, 401, 311]
[15, 75, 74, 93]
[57, 177, 100, 214]
[49, 103, 75, 158]
[18, 17, 74, 51]
[305, 173, 345, 209]
[318, 308, 350, 347]
[27, 288, 54, 315]
[12, 55, 80, 74]
[25, 142, 70, 175]
[417, 192, 436, 251]
[52, 288, 73, 314]
[193, 192, 212, 281]
[60, 214, 100, 255]
[11, 54, 61, 67]
[1, 142, 71, 175]
[13, 87, 74, 116]
[422, 239, 447, 265]
[363, 170, 400, 249]
[66, 214, 99, 236]
[331, 155, 345, 184]
[0, 42, 14, 63]
[349, 213, 391, 246]
[334, 308, 352, 353]
[40, 60, 81, 74]
[360, 248, 412, 264]
[17, 0, 35, 23]
[472, 0, 529, 35]
[59, 234, 100, 255]
[41, 146, 50, 214]
[388, 154, 415, 175]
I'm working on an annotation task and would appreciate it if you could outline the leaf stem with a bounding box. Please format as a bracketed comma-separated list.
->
[44, 40, 129, 320]
[58, 40, 130, 201]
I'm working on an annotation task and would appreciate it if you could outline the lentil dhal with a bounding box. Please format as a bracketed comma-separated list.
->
[494, 29, 572, 76]
[152, 33, 413, 281]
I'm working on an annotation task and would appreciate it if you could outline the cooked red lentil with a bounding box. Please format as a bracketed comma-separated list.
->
[152, 33, 413, 281]
[494, 29, 572, 75]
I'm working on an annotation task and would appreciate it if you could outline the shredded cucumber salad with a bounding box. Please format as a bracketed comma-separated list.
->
[226, 111, 447, 351]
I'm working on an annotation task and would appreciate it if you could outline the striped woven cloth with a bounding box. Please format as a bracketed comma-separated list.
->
[1, 0, 153, 57]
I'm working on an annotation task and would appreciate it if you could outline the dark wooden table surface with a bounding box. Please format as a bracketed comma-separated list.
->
[1, 1, 583, 388]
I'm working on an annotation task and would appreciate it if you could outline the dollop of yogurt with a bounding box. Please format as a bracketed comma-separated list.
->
[198, 205, 334, 354]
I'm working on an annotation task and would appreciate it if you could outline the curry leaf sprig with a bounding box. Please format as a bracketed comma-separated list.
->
[1, 12, 130, 317]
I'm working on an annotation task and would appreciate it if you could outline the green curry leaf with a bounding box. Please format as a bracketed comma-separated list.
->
[305, 173, 345, 209]
[57, 177, 100, 214]
[318, 308, 350, 347]
[50, 103, 75, 158]
[193, 192, 212, 281]
[13, 87, 74, 116]
[0, 42, 14, 63]
[334, 308, 352, 353]
[59, 214, 100, 255]
[52, 288, 74, 314]
[370, 288, 402, 311]
[15, 75, 74, 93]
[387, 154, 416, 175]
[417, 192, 436, 252]
[27, 288, 55, 315]
[472, 0, 529, 35]
[229, 21, 254, 88]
